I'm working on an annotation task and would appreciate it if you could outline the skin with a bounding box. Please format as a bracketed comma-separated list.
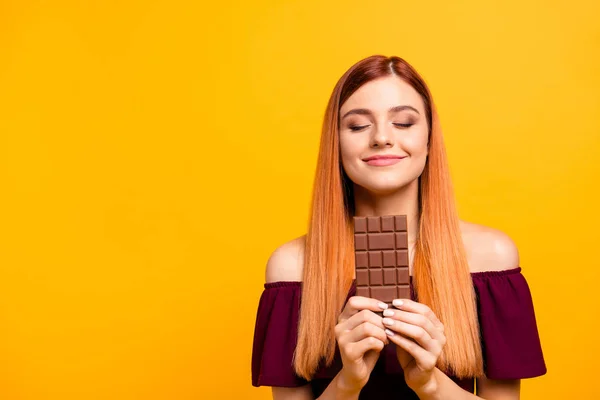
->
[266, 75, 521, 400]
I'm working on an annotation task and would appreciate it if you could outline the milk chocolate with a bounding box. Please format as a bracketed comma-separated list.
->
[353, 215, 410, 309]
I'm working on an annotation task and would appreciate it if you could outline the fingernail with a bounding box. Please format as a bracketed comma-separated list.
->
[385, 329, 395, 337]
[382, 318, 395, 326]
[377, 302, 388, 310]
[393, 299, 404, 308]
[383, 309, 394, 317]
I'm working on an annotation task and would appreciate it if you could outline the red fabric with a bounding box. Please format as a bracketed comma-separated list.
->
[251, 267, 546, 398]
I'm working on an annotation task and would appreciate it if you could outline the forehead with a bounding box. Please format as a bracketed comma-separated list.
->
[340, 76, 423, 115]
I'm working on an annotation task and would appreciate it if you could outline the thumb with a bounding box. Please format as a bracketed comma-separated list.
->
[395, 344, 413, 369]
[364, 349, 381, 370]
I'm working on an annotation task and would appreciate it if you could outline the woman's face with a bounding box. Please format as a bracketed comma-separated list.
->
[338, 76, 429, 196]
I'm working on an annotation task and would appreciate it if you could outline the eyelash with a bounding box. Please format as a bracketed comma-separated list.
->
[349, 123, 413, 132]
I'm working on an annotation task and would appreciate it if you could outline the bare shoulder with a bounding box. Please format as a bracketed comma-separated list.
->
[265, 235, 306, 283]
[459, 220, 520, 273]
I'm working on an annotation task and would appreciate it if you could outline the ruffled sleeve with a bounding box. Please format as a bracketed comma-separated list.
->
[473, 267, 547, 379]
[251, 281, 309, 387]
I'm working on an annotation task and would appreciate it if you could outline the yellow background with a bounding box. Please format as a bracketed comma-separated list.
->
[0, 0, 598, 399]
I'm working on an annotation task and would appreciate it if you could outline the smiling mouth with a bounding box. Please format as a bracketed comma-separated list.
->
[363, 157, 405, 166]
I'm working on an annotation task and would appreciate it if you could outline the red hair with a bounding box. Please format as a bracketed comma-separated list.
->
[294, 55, 484, 379]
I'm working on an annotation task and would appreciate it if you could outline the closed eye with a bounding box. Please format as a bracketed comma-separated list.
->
[349, 123, 413, 131]
[349, 125, 369, 131]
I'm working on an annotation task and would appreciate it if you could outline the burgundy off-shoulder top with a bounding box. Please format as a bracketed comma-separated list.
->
[251, 267, 546, 398]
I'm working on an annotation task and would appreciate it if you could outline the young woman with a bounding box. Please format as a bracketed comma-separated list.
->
[251, 55, 546, 399]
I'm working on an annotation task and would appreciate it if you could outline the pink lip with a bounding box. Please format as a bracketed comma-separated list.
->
[363, 155, 406, 166]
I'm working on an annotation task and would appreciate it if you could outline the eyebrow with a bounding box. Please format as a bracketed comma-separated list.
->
[341, 105, 420, 120]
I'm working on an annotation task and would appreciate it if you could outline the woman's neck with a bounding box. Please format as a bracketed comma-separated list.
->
[353, 179, 420, 247]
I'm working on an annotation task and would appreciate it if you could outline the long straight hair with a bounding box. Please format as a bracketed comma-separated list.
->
[294, 55, 484, 379]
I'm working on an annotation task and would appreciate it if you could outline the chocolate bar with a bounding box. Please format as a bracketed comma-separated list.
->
[353, 215, 410, 309]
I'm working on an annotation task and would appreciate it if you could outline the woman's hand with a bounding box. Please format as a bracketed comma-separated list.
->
[335, 296, 390, 392]
[381, 299, 446, 395]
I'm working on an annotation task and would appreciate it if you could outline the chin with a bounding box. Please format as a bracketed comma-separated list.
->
[357, 182, 408, 196]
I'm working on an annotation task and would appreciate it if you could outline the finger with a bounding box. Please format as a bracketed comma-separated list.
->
[385, 330, 438, 371]
[382, 308, 444, 341]
[338, 311, 389, 345]
[343, 309, 386, 332]
[339, 296, 389, 322]
[392, 299, 444, 330]
[342, 321, 389, 345]
[345, 336, 385, 362]
[382, 317, 438, 352]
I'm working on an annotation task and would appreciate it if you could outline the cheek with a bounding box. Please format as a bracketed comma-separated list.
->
[339, 135, 364, 180]
[403, 130, 429, 155]
[339, 135, 360, 164]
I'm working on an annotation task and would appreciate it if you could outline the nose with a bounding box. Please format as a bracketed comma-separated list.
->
[369, 125, 393, 148]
